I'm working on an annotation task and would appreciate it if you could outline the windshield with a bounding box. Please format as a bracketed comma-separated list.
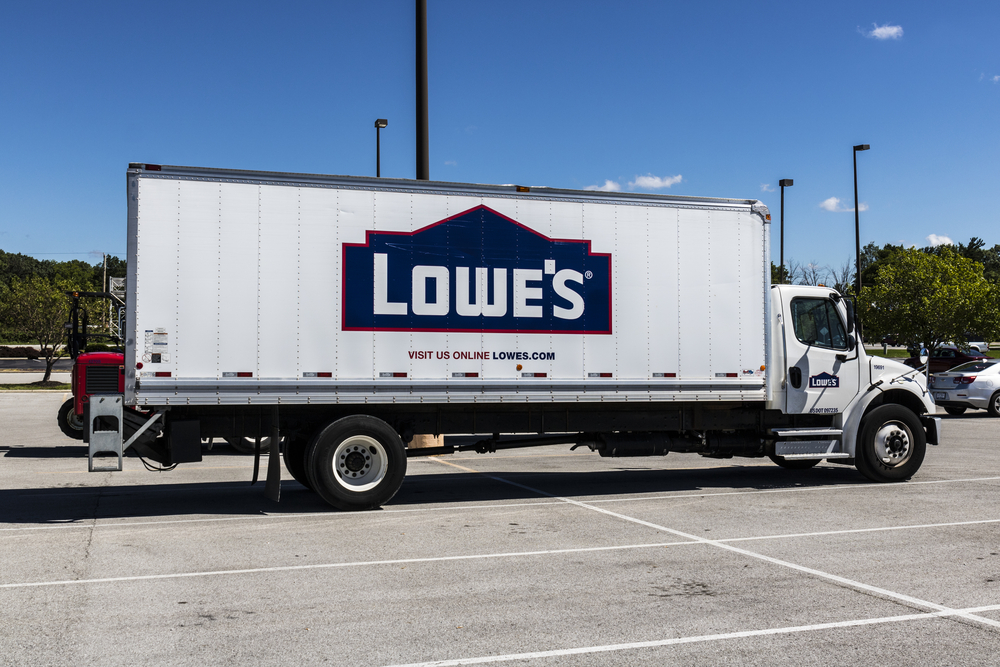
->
[948, 360, 999, 373]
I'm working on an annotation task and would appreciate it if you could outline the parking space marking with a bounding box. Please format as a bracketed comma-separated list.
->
[0, 539, 701, 589]
[432, 458, 1000, 631]
[383, 603, 1000, 667]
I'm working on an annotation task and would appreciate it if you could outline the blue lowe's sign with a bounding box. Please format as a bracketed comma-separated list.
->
[809, 372, 840, 388]
[343, 205, 612, 334]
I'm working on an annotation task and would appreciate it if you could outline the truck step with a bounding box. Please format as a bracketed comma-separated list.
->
[774, 439, 845, 458]
[772, 428, 843, 438]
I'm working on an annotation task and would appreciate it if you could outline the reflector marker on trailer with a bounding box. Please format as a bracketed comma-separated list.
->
[303, 372, 333, 378]
[522, 372, 547, 378]
[452, 372, 479, 378]
[653, 373, 677, 378]
[587, 373, 613, 378]
[379, 372, 408, 378]
[222, 372, 253, 378]
[154, 372, 171, 378]
[715, 372, 738, 378]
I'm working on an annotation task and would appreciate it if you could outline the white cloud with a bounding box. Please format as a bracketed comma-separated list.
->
[584, 180, 621, 192]
[993, 75, 1000, 83]
[629, 174, 682, 189]
[863, 23, 903, 40]
[819, 197, 868, 213]
[926, 234, 954, 247]
[760, 183, 776, 193]
[444, 160, 457, 166]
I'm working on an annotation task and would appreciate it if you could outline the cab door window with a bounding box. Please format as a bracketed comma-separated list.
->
[790, 298, 847, 350]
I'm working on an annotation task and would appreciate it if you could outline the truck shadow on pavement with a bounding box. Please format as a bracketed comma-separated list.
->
[1, 464, 868, 525]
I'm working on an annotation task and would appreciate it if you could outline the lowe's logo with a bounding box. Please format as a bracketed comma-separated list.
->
[343, 206, 611, 333]
[809, 372, 840, 388]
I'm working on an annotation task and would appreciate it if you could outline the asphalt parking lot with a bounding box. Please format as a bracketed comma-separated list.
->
[1, 393, 998, 666]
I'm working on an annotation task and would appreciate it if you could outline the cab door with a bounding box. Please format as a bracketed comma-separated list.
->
[779, 287, 860, 415]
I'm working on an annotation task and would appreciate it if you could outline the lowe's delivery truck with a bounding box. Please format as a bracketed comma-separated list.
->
[76, 163, 940, 510]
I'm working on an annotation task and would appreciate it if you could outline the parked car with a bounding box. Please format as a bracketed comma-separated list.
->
[964, 335, 990, 354]
[903, 346, 988, 374]
[929, 359, 1000, 416]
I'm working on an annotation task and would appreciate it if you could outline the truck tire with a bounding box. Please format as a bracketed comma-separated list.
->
[855, 405, 925, 482]
[767, 454, 820, 470]
[989, 391, 1000, 418]
[57, 398, 85, 440]
[944, 407, 966, 416]
[305, 415, 407, 511]
[226, 436, 272, 454]
[282, 436, 313, 491]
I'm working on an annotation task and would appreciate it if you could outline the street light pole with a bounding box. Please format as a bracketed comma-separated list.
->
[778, 179, 793, 283]
[415, 0, 429, 180]
[853, 144, 870, 296]
[375, 119, 388, 177]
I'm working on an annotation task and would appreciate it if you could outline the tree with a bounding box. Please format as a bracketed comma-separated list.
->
[770, 261, 791, 284]
[0, 277, 72, 382]
[859, 247, 1000, 355]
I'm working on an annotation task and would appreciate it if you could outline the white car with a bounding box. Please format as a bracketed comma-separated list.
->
[930, 359, 1000, 416]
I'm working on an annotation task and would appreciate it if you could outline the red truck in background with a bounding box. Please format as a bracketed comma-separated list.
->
[57, 351, 125, 439]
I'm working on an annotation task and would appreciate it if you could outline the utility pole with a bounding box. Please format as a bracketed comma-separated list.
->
[416, 0, 429, 180]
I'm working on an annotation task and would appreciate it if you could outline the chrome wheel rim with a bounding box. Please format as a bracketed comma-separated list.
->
[873, 421, 913, 467]
[332, 435, 387, 492]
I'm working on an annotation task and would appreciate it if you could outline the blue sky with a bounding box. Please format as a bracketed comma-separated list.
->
[1, 1, 998, 274]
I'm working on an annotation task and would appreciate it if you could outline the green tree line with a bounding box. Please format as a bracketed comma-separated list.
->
[0, 250, 126, 382]
[772, 237, 1000, 355]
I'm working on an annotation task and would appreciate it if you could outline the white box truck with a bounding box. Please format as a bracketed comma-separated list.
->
[78, 163, 940, 510]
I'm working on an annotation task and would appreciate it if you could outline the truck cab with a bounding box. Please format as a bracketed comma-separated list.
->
[768, 284, 938, 481]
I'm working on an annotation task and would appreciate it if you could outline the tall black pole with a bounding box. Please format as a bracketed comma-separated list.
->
[853, 148, 863, 296]
[416, 0, 429, 180]
[780, 184, 785, 282]
[376, 125, 381, 178]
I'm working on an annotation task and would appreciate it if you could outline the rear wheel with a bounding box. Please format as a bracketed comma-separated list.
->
[944, 406, 967, 416]
[767, 454, 820, 470]
[855, 405, 925, 482]
[306, 415, 407, 511]
[57, 398, 84, 440]
[989, 392, 1000, 418]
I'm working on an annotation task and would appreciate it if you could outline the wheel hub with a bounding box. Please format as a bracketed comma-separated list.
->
[873, 423, 911, 466]
[332, 436, 387, 491]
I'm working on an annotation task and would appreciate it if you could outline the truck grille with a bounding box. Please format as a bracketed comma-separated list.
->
[86, 366, 120, 394]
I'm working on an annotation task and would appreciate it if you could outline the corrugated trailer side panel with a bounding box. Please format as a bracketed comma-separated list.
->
[128, 169, 768, 406]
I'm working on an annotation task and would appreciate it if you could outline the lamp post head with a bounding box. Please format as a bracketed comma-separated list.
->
[375, 119, 388, 129]
[853, 144, 870, 152]
[778, 179, 793, 187]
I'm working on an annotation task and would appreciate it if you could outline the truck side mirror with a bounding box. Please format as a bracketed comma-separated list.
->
[845, 300, 855, 333]
[848, 335, 856, 351]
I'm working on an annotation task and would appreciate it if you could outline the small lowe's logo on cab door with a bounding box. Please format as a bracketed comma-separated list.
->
[342, 206, 611, 333]
[809, 372, 840, 388]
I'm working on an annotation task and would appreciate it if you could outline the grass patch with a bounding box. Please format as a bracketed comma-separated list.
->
[0, 382, 71, 391]
[865, 348, 910, 358]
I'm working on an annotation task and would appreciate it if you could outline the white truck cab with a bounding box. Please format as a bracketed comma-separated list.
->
[769, 284, 938, 482]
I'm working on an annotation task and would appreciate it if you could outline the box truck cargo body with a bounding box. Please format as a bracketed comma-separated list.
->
[76, 164, 940, 510]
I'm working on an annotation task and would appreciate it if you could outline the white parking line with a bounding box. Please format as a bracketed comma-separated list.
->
[2, 515, 999, 590]
[0, 540, 700, 589]
[432, 458, 1000, 631]
[382, 604, 1000, 667]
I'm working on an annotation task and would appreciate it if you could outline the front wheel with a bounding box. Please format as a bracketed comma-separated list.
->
[989, 392, 1000, 418]
[855, 405, 926, 482]
[57, 398, 84, 440]
[944, 406, 967, 416]
[306, 415, 407, 511]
